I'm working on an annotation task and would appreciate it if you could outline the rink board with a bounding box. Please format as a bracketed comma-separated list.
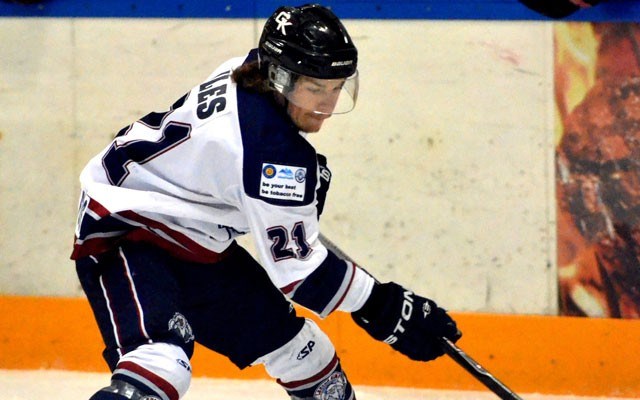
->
[1, 295, 638, 398]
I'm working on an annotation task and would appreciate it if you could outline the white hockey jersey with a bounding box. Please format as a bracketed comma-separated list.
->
[72, 49, 373, 317]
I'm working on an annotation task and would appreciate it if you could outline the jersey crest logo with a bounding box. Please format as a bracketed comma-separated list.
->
[275, 11, 292, 35]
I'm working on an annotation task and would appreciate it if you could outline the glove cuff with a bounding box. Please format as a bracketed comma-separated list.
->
[351, 281, 392, 322]
[351, 281, 403, 342]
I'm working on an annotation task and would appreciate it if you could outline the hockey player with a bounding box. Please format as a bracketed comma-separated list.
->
[72, 4, 461, 400]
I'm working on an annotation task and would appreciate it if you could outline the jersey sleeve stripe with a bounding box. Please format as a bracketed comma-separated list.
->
[321, 260, 356, 317]
[280, 279, 303, 295]
[287, 249, 353, 317]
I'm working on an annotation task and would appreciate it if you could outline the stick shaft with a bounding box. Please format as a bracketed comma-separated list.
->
[439, 337, 523, 399]
[319, 233, 523, 400]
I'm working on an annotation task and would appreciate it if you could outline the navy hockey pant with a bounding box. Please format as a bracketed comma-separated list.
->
[76, 241, 305, 370]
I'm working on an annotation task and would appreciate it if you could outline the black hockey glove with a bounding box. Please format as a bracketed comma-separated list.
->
[352, 281, 461, 362]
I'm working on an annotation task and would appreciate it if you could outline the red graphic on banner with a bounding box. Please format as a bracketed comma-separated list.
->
[556, 23, 640, 318]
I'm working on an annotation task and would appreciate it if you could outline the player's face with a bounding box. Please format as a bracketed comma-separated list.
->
[286, 76, 344, 132]
[287, 102, 331, 133]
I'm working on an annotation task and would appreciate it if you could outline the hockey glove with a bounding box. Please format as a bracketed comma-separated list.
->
[352, 281, 461, 362]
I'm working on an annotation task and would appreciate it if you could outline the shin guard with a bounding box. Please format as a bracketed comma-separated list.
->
[280, 354, 354, 400]
[254, 318, 355, 400]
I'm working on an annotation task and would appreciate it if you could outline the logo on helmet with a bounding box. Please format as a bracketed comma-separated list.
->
[275, 11, 292, 35]
[263, 40, 282, 55]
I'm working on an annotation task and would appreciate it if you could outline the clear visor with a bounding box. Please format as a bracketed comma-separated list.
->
[269, 65, 359, 115]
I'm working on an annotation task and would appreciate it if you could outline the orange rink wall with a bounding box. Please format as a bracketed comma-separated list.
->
[1, 296, 639, 398]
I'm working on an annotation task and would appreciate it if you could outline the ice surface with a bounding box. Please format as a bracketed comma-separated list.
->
[0, 369, 630, 400]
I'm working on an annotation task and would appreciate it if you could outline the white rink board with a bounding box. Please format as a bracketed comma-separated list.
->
[0, 370, 629, 400]
[0, 18, 555, 314]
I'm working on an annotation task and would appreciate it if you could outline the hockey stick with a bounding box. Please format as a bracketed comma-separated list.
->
[319, 232, 524, 400]
[438, 336, 523, 400]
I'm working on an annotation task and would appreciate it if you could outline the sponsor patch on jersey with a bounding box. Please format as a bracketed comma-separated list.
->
[260, 163, 306, 202]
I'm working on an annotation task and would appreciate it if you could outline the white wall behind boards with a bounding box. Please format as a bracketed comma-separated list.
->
[0, 18, 556, 314]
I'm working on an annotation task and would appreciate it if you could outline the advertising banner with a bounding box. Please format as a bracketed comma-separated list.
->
[556, 22, 640, 318]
